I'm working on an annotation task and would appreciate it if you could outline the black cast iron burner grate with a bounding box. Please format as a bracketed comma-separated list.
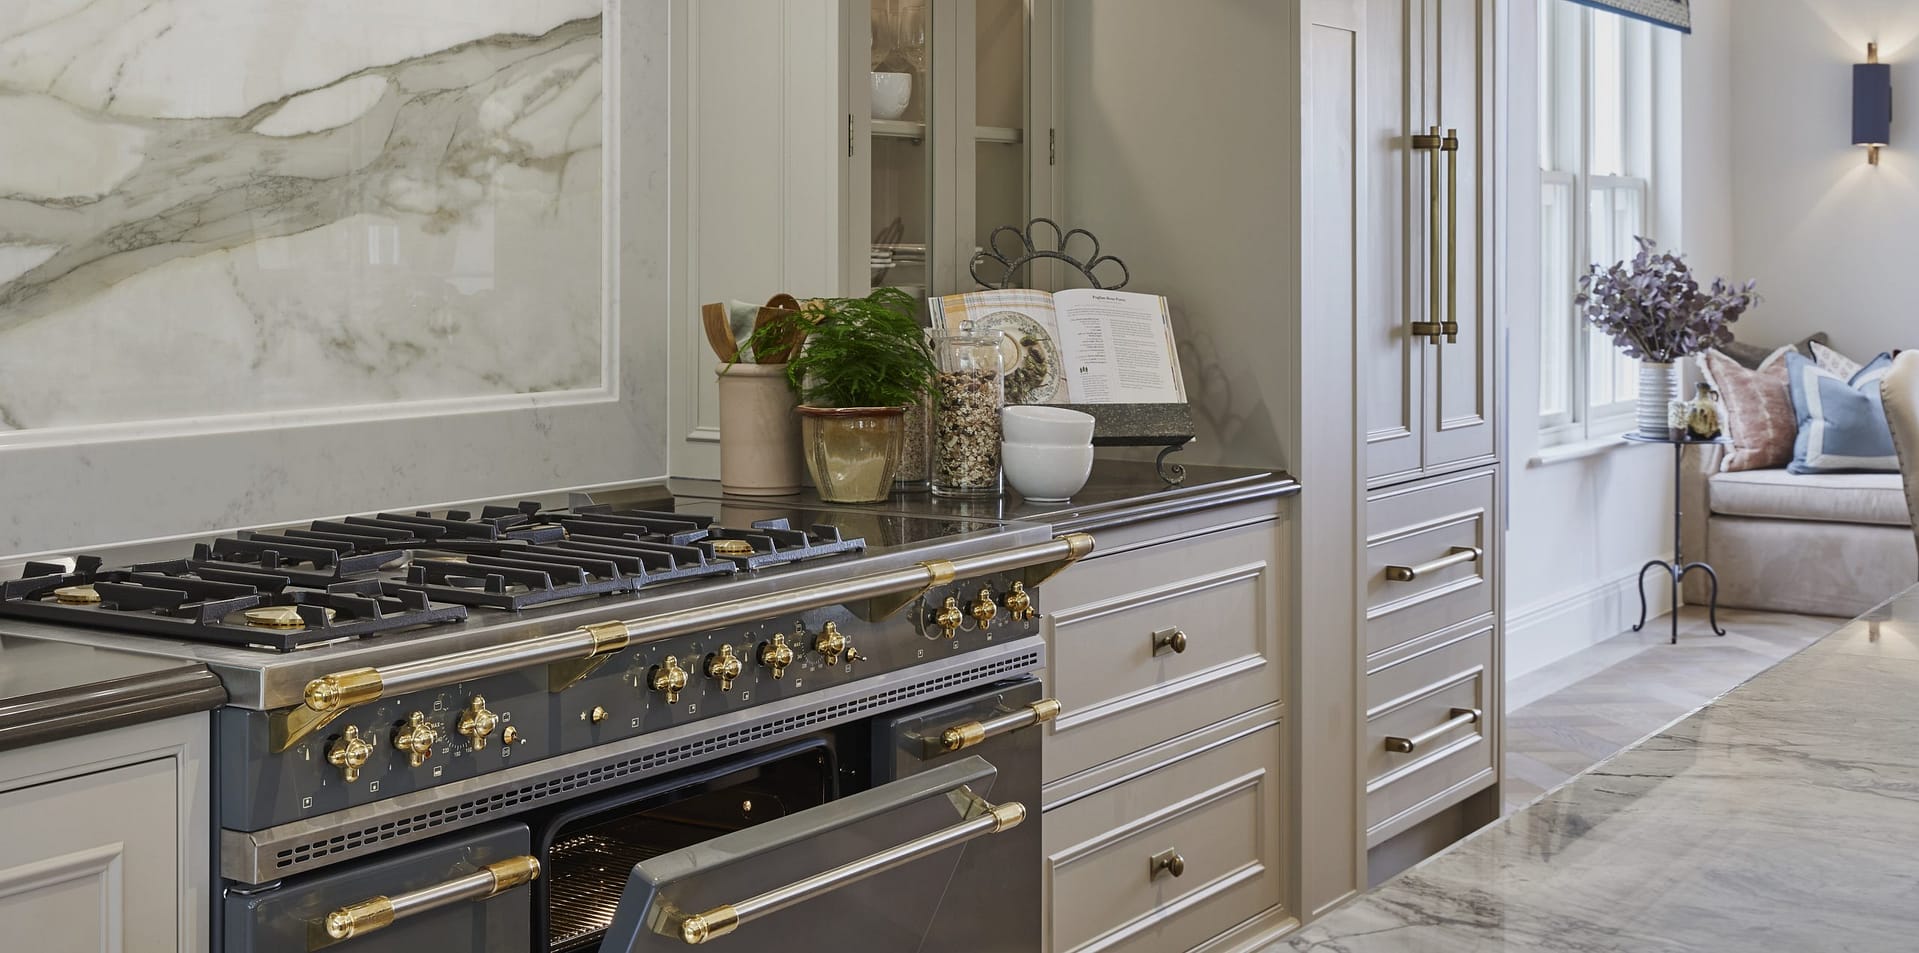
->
[698, 519, 867, 570]
[0, 559, 467, 652]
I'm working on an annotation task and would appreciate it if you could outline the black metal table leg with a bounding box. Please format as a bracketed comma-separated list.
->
[1680, 562, 1727, 636]
[1623, 434, 1733, 644]
[1632, 558, 1669, 632]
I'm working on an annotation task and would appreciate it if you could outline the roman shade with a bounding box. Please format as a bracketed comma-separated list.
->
[1567, 0, 1691, 33]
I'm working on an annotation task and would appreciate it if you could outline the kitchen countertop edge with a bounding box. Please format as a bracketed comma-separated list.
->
[0, 663, 226, 754]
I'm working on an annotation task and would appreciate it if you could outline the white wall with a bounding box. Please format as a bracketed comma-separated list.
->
[1728, 0, 1919, 359]
[1501, 0, 1736, 679]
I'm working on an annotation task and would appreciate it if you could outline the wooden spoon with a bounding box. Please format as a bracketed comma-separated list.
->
[702, 302, 740, 363]
[754, 293, 807, 364]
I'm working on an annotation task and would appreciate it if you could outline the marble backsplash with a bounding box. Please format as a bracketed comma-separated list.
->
[0, 0, 607, 432]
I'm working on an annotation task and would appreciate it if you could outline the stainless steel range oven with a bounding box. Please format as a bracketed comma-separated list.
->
[224, 676, 1048, 952]
[0, 486, 1086, 953]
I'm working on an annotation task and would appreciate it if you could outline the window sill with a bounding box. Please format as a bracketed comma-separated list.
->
[1528, 432, 1649, 467]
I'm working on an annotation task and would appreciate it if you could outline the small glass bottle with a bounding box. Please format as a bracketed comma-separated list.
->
[931, 327, 1005, 497]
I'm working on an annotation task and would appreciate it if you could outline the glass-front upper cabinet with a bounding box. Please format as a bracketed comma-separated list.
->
[853, 0, 1054, 303]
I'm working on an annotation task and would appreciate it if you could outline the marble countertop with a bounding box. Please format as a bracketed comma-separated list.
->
[1283, 584, 1919, 953]
[0, 637, 224, 752]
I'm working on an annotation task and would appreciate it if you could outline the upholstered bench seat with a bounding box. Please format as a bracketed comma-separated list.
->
[1709, 469, 1912, 527]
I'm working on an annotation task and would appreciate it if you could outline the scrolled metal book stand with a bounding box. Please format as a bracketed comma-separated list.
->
[971, 218, 1195, 486]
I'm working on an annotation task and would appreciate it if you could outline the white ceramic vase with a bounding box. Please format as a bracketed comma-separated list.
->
[716, 363, 804, 496]
[1637, 361, 1679, 438]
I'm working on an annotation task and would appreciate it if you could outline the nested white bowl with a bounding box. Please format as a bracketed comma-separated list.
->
[1002, 405, 1096, 445]
[871, 72, 912, 120]
[1002, 440, 1094, 502]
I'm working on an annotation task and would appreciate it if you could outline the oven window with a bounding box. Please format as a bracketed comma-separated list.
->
[544, 745, 834, 952]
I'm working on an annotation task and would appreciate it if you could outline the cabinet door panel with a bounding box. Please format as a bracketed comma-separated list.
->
[0, 758, 177, 953]
[1362, 0, 1425, 485]
[1422, 0, 1495, 470]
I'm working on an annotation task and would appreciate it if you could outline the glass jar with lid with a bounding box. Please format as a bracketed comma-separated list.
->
[931, 327, 1005, 497]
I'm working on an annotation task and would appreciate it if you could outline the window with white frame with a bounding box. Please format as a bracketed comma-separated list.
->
[1539, 1, 1656, 441]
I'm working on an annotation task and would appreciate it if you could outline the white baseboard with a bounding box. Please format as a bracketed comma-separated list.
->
[1506, 564, 1676, 682]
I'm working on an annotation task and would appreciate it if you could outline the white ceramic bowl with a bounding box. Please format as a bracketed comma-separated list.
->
[1002, 440, 1094, 502]
[871, 72, 912, 121]
[1002, 405, 1096, 445]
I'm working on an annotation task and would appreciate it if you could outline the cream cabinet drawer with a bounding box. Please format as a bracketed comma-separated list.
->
[1364, 626, 1495, 845]
[1365, 469, 1495, 663]
[1045, 721, 1284, 953]
[1039, 521, 1284, 783]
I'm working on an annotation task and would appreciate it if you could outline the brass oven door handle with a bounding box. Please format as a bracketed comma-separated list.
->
[1383, 545, 1482, 582]
[277, 533, 1097, 751]
[1442, 128, 1460, 344]
[1410, 126, 1444, 344]
[1384, 707, 1482, 754]
[315, 855, 539, 946]
[930, 698, 1062, 754]
[678, 797, 1028, 944]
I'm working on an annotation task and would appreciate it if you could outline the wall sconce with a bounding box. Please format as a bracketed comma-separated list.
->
[1855, 42, 1892, 165]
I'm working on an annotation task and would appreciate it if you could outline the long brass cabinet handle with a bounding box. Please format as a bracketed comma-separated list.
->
[935, 698, 1062, 753]
[1384, 707, 1482, 754]
[1409, 126, 1444, 344]
[679, 797, 1028, 944]
[320, 855, 539, 943]
[1442, 127, 1460, 344]
[1383, 545, 1481, 582]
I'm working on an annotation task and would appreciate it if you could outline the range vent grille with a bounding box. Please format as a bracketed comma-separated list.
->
[272, 650, 1039, 872]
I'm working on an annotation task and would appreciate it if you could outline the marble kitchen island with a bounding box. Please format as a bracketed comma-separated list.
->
[1283, 584, 1919, 953]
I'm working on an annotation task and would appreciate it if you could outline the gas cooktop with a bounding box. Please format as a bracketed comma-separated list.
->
[0, 492, 887, 653]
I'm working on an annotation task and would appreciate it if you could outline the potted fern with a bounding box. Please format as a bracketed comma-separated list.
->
[746, 287, 937, 503]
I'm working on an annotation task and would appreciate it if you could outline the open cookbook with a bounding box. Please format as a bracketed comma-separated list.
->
[931, 288, 1188, 405]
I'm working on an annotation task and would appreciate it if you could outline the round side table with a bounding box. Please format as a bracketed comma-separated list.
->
[1623, 432, 1733, 644]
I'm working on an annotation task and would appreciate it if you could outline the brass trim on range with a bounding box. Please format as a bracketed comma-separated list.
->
[273, 534, 1095, 751]
[934, 698, 1063, 754]
[1383, 545, 1482, 583]
[677, 793, 1026, 945]
[1384, 707, 1482, 754]
[314, 855, 540, 947]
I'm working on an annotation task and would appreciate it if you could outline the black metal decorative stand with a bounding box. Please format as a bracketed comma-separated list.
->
[1055, 402, 1195, 486]
[1625, 432, 1730, 644]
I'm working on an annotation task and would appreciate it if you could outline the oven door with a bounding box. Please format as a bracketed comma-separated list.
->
[222, 822, 535, 953]
[595, 681, 1052, 953]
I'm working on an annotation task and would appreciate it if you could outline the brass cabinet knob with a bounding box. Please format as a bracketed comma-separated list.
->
[393, 711, 438, 768]
[327, 725, 375, 783]
[970, 587, 998, 626]
[457, 696, 499, 751]
[815, 621, 852, 665]
[1003, 581, 1036, 621]
[934, 596, 964, 640]
[706, 644, 743, 691]
[1149, 847, 1186, 880]
[1152, 627, 1188, 656]
[651, 656, 689, 704]
[759, 634, 795, 679]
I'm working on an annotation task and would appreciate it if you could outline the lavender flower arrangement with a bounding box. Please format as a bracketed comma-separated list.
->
[1574, 238, 1760, 364]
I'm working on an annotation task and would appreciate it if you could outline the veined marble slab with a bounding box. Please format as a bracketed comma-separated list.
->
[0, 1, 606, 432]
[1282, 585, 1919, 953]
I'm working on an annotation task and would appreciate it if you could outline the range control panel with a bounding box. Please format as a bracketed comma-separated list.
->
[220, 574, 1045, 831]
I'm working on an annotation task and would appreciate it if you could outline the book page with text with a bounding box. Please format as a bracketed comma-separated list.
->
[1052, 289, 1186, 403]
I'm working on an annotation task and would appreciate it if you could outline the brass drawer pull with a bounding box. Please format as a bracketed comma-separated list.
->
[679, 794, 1027, 944]
[934, 698, 1062, 753]
[319, 855, 539, 943]
[1384, 545, 1481, 582]
[1151, 627, 1188, 656]
[1149, 847, 1186, 881]
[1384, 707, 1482, 754]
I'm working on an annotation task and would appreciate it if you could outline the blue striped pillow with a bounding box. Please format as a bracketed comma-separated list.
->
[1785, 351, 1898, 474]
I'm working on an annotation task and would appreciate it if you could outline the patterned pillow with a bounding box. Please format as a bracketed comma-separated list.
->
[1697, 347, 1796, 471]
[1811, 340, 1862, 380]
[1785, 351, 1898, 473]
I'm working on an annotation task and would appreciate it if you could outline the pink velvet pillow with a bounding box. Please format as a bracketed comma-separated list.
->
[1698, 347, 1796, 471]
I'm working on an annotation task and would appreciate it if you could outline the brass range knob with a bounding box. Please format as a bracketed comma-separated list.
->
[458, 696, 499, 751]
[327, 725, 375, 783]
[970, 587, 998, 626]
[1003, 581, 1036, 621]
[651, 655, 689, 704]
[589, 705, 610, 724]
[814, 621, 863, 666]
[934, 597, 964, 640]
[759, 634, 795, 679]
[706, 644, 743, 691]
[393, 712, 438, 768]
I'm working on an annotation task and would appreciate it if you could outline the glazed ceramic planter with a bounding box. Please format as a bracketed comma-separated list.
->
[797, 406, 906, 503]
[716, 363, 803, 496]
[1637, 361, 1679, 438]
